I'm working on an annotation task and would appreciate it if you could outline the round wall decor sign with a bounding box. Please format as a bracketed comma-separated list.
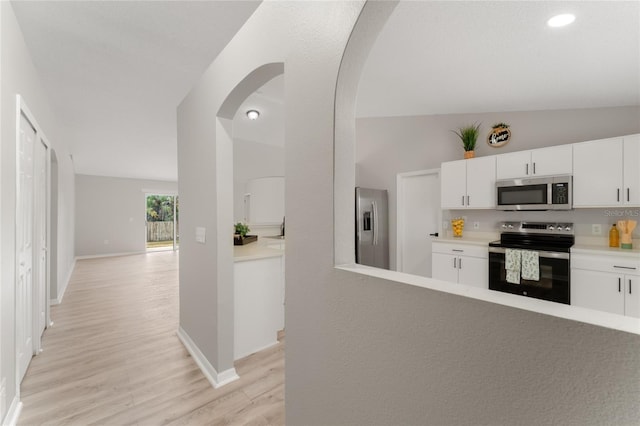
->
[487, 123, 511, 147]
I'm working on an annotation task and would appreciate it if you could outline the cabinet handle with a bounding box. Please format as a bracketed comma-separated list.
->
[614, 265, 637, 270]
[453, 258, 457, 269]
[533, 162, 536, 174]
[630, 280, 632, 295]
[617, 188, 620, 202]
[627, 188, 630, 202]
[462, 195, 465, 206]
[452, 249, 464, 252]
[526, 163, 529, 175]
[459, 258, 462, 269]
[466, 195, 470, 206]
[619, 278, 622, 292]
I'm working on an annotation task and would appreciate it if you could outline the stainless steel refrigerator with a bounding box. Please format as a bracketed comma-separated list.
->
[355, 187, 389, 269]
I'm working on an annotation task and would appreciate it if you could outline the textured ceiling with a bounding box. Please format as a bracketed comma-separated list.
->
[11, 1, 640, 181]
[356, 1, 640, 117]
[12, 0, 261, 181]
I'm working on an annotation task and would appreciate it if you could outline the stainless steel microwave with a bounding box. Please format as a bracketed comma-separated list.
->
[496, 175, 572, 210]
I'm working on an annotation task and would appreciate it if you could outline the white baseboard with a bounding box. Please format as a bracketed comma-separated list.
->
[75, 251, 145, 260]
[52, 258, 76, 306]
[177, 327, 239, 389]
[3, 396, 22, 426]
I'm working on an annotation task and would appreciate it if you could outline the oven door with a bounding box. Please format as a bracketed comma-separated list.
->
[488, 247, 570, 304]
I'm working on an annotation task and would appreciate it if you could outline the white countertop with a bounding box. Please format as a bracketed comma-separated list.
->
[234, 238, 284, 262]
[572, 244, 640, 258]
[433, 233, 497, 246]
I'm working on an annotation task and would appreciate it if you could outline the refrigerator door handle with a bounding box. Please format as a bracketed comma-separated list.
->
[372, 201, 379, 245]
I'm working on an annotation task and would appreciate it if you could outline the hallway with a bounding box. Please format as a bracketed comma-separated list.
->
[19, 252, 284, 425]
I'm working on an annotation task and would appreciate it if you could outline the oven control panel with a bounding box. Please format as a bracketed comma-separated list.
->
[498, 222, 574, 234]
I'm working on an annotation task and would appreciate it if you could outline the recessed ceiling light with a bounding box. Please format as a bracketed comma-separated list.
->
[547, 14, 575, 28]
[246, 109, 260, 120]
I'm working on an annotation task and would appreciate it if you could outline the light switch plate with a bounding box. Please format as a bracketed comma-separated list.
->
[196, 227, 206, 244]
[592, 224, 602, 235]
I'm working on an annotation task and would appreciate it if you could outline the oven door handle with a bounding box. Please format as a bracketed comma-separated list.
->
[488, 246, 570, 260]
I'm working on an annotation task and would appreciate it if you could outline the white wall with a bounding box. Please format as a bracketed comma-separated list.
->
[0, 3, 75, 422]
[75, 174, 177, 257]
[178, 1, 640, 425]
[356, 107, 640, 270]
[233, 138, 284, 223]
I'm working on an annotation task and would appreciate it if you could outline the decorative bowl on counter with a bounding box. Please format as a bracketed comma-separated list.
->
[234, 234, 258, 245]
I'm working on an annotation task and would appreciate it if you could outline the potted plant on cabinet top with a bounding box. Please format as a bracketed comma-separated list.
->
[234, 222, 257, 245]
[452, 122, 481, 159]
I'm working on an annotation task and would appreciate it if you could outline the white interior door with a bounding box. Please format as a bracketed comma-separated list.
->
[34, 138, 49, 343]
[397, 170, 441, 278]
[17, 113, 36, 382]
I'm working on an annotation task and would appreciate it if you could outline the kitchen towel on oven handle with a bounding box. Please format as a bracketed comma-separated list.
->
[521, 250, 540, 281]
[505, 248, 521, 285]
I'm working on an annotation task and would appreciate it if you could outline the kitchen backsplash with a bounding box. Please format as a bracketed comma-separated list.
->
[444, 208, 639, 244]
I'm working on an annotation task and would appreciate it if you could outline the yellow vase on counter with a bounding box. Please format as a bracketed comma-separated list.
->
[451, 218, 465, 237]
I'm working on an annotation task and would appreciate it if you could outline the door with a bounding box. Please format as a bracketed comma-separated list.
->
[457, 256, 488, 288]
[34, 138, 48, 343]
[496, 150, 530, 179]
[573, 138, 623, 207]
[397, 170, 440, 277]
[530, 145, 572, 177]
[17, 113, 35, 382]
[571, 269, 624, 315]
[431, 253, 458, 283]
[440, 160, 466, 209]
[466, 156, 496, 208]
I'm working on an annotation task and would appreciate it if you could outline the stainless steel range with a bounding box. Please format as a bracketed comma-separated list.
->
[488, 222, 575, 304]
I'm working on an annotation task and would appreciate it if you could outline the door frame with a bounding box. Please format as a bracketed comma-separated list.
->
[396, 168, 441, 274]
[15, 95, 51, 385]
[143, 191, 179, 252]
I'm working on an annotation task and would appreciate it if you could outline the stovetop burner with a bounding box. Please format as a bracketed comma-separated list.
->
[491, 222, 575, 252]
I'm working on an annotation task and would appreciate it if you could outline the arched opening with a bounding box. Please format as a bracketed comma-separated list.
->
[214, 61, 285, 373]
[335, 1, 640, 333]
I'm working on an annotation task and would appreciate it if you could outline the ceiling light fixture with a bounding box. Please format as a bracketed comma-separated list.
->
[246, 109, 260, 120]
[547, 13, 575, 28]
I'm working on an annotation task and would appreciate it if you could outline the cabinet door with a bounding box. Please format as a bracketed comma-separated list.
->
[530, 145, 572, 176]
[496, 151, 531, 179]
[571, 269, 624, 315]
[466, 156, 496, 209]
[440, 160, 467, 209]
[432, 253, 458, 283]
[573, 138, 623, 207]
[623, 135, 640, 206]
[624, 276, 640, 318]
[457, 256, 488, 288]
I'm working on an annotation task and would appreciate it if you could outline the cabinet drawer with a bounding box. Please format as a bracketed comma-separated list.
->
[572, 254, 640, 275]
[432, 242, 488, 259]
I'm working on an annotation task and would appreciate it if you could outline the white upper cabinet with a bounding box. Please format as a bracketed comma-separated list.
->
[496, 145, 572, 179]
[441, 156, 496, 209]
[440, 160, 467, 209]
[573, 135, 639, 207]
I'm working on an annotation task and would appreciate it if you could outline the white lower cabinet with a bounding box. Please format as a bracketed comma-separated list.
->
[432, 242, 488, 288]
[571, 253, 640, 318]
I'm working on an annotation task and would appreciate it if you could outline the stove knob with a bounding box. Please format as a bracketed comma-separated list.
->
[548, 225, 555, 231]
[507, 224, 514, 229]
[565, 226, 571, 232]
[501, 224, 507, 229]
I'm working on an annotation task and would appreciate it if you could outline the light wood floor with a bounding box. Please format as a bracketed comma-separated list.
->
[19, 252, 284, 426]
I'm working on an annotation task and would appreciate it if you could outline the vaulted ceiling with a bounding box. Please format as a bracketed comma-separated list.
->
[11, 1, 640, 181]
